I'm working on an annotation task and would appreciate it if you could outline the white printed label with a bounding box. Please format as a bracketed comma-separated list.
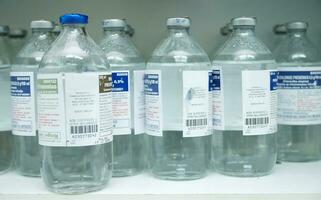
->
[37, 72, 113, 147]
[212, 66, 225, 130]
[242, 70, 277, 135]
[134, 70, 145, 134]
[278, 67, 321, 125]
[11, 72, 36, 136]
[112, 71, 131, 135]
[183, 71, 211, 137]
[144, 70, 162, 136]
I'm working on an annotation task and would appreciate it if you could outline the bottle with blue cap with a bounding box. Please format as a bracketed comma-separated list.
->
[99, 19, 146, 177]
[0, 25, 13, 174]
[146, 17, 212, 180]
[11, 20, 54, 177]
[212, 17, 277, 177]
[37, 14, 112, 194]
[274, 21, 321, 162]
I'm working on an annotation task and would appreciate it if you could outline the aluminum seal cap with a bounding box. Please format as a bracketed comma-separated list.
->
[273, 24, 287, 34]
[166, 17, 190, 28]
[60, 13, 88, 25]
[0, 25, 10, 34]
[287, 21, 308, 30]
[232, 17, 257, 26]
[102, 19, 126, 29]
[31, 20, 54, 29]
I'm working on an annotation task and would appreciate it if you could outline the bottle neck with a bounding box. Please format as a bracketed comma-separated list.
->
[167, 28, 189, 37]
[61, 24, 87, 36]
[287, 29, 307, 38]
[103, 29, 125, 38]
[31, 28, 52, 38]
[232, 26, 255, 37]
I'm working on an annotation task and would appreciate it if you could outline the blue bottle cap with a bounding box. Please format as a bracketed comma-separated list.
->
[59, 13, 88, 25]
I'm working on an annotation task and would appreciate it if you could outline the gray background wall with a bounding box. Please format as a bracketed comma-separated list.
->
[0, 0, 320, 59]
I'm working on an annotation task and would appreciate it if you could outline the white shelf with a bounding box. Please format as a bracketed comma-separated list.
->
[0, 161, 321, 200]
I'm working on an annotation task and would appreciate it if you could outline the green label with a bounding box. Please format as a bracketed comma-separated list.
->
[37, 79, 58, 94]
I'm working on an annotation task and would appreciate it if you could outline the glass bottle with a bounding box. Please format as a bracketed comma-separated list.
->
[212, 17, 277, 177]
[99, 19, 145, 177]
[0, 25, 13, 174]
[38, 14, 113, 194]
[274, 21, 321, 162]
[9, 28, 27, 59]
[272, 24, 287, 50]
[146, 17, 212, 180]
[11, 20, 54, 177]
[52, 24, 61, 38]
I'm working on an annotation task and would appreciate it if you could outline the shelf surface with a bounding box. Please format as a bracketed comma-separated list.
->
[0, 161, 320, 199]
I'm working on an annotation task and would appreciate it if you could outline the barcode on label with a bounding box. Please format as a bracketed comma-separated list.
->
[245, 117, 269, 126]
[70, 125, 98, 134]
[186, 118, 207, 127]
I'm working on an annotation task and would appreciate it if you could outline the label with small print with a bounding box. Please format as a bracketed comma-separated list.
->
[11, 72, 36, 136]
[112, 71, 131, 135]
[212, 66, 225, 130]
[134, 70, 145, 134]
[183, 71, 212, 137]
[144, 70, 162, 137]
[37, 72, 113, 147]
[242, 70, 277, 135]
[278, 66, 321, 125]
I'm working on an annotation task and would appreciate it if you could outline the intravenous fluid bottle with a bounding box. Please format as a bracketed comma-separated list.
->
[274, 21, 321, 162]
[146, 17, 212, 180]
[38, 14, 113, 194]
[11, 20, 54, 176]
[99, 19, 146, 176]
[212, 17, 277, 177]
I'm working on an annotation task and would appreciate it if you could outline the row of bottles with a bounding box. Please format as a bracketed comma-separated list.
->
[0, 13, 320, 194]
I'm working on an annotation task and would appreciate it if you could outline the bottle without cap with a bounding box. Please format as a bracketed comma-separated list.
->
[146, 17, 212, 180]
[11, 20, 54, 177]
[0, 25, 13, 174]
[38, 14, 112, 194]
[274, 21, 321, 162]
[99, 19, 146, 177]
[212, 17, 277, 177]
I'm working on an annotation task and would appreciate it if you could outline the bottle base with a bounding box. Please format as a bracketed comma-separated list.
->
[150, 170, 206, 181]
[17, 170, 40, 177]
[45, 181, 108, 194]
[112, 168, 142, 177]
[277, 154, 321, 163]
[215, 167, 273, 177]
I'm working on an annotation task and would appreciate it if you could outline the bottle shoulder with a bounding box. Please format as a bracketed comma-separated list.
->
[274, 37, 321, 63]
[213, 34, 273, 62]
[148, 35, 210, 63]
[39, 32, 109, 73]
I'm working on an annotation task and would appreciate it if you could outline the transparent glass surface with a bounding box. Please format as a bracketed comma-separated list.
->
[212, 26, 277, 177]
[147, 28, 211, 180]
[99, 29, 146, 177]
[0, 34, 13, 174]
[274, 28, 321, 162]
[39, 24, 112, 194]
[12, 28, 54, 176]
